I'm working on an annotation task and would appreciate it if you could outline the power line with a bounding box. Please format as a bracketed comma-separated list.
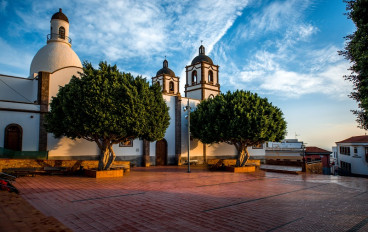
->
[0, 78, 34, 103]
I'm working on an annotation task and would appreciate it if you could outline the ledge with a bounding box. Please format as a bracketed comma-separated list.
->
[226, 166, 256, 173]
[84, 169, 123, 178]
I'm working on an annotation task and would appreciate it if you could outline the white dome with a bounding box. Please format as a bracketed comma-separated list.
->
[30, 42, 82, 76]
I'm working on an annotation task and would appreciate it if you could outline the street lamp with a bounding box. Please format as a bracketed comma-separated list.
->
[183, 99, 191, 173]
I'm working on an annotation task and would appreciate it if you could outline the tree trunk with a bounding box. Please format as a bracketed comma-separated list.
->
[98, 141, 110, 170]
[105, 144, 116, 170]
[235, 144, 250, 167]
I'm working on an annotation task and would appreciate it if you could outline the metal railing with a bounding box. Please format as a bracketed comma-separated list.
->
[47, 33, 72, 44]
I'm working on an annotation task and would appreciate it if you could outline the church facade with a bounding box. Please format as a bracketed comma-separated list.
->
[0, 9, 265, 166]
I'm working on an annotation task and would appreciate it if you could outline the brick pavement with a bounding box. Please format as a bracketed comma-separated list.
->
[0, 191, 72, 232]
[10, 166, 368, 232]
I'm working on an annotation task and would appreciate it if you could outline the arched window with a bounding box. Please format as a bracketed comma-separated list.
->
[59, 26, 65, 39]
[208, 94, 214, 99]
[192, 70, 197, 85]
[208, 70, 213, 83]
[4, 124, 22, 151]
[169, 81, 174, 92]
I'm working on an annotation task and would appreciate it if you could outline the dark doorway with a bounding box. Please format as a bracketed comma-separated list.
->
[156, 139, 167, 165]
[4, 124, 22, 151]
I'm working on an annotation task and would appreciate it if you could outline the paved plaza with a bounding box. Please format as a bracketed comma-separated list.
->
[8, 166, 368, 231]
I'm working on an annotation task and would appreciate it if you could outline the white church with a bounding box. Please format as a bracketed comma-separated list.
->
[0, 9, 265, 166]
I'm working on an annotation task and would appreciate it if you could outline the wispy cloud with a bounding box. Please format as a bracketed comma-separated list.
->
[2, 0, 249, 80]
[0, 0, 7, 13]
[214, 0, 351, 99]
[0, 37, 33, 74]
[238, 0, 311, 40]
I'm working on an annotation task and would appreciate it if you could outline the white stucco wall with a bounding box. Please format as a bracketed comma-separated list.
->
[162, 95, 176, 162]
[30, 42, 82, 76]
[206, 143, 237, 157]
[0, 110, 40, 151]
[180, 98, 204, 160]
[50, 18, 70, 43]
[186, 90, 202, 100]
[49, 67, 82, 102]
[0, 75, 38, 103]
[47, 134, 99, 158]
[337, 143, 368, 175]
[113, 139, 143, 157]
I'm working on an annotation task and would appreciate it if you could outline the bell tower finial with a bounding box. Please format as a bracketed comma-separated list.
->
[163, 58, 168, 68]
[199, 44, 205, 55]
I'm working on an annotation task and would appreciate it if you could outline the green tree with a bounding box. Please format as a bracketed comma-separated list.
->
[340, 0, 368, 129]
[45, 61, 170, 170]
[190, 90, 287, 167]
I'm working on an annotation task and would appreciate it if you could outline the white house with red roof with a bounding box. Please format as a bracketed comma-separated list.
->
[336, 135, 368, 177]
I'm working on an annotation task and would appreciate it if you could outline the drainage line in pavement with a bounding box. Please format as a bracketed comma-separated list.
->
[71, 192, 145, 202]
[353, 191, 367, 198]
[346, 217, 368, 232]
[265, 217, 304, 232]
[197, 178, 267, 187]
[197, 177, 280, 188]
[203, 184, 328, 212]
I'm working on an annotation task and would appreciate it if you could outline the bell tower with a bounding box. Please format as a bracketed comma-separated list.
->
[152, 59, 180, 95]
[48, 8, 71, 47]
[185, 45, 220, 100]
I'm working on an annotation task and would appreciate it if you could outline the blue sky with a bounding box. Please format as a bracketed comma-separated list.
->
[0, 0, 365, 150]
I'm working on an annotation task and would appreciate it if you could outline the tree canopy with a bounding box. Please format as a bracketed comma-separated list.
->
[45, 61, 170, 170]
[340, 0, 368, 129]
[190, 90, 287, 167]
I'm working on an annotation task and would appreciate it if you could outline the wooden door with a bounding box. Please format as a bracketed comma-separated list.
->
[156, 139, 167, 166]
[4, 124, 22, 151]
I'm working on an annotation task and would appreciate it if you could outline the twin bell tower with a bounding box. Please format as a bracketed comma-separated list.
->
[152, 45, 220, 101]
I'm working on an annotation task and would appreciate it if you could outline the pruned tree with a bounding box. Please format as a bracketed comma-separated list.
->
[339, 0, 368, 129]
[190, 90, 287, 167]
[45, 61, 170, 170]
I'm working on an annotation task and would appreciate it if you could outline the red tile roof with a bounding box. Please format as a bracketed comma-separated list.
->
[336, 135, 368, 144]
[305, 146, 331, 154]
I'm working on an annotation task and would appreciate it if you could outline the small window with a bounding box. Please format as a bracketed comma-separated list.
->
[192, 70, 197, 85]
[169, 81, 174, 92]
[354, 147, 357, 153]
[340, 146, 350, 155]
[59, 26, 65, 39]
[208, 70, 213, 83]
[208, 94, 214, 99]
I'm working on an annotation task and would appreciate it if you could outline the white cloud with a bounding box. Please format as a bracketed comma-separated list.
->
[0, 37, 33, 74]
[215, 0, 351, 99]
[259, 61, 352, 98]
[0, 0, 7, 13]
[222, 42, 353, 99]
[240, 0, 311, 40]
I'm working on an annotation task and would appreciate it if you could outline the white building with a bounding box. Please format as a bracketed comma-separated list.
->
[265, 139, 304, 164]
[336, 135, 368, 177]
[0, 9, 265, 166]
